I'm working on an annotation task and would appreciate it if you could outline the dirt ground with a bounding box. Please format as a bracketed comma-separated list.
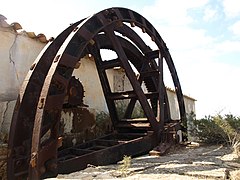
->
[1, 142, 239, 179]
[47, 142, 240, 180]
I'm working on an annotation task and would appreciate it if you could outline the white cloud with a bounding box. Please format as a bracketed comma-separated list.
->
[215, 40, 240, 53]
[142, 0, 240, 118]
[158, 26, 214, 51]
[170, 50, 240, 118]
[229, 20, 240, 37]
[223, 0, 240, 18]
[192, 63, 240, 118]
[203, 6, 218, 22]
[143, 0, 209, 26]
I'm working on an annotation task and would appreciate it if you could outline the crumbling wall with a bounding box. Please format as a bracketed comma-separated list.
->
[0, 101, 16, 142]
[0, 28, 45, 102]
[0, 23, 47, 179]
[0, 27, 46, 139]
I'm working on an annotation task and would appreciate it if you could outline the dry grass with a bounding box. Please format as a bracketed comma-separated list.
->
[117, 155, 131, 177]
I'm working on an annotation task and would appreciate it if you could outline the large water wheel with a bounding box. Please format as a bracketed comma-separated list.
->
[7, 7, 186, 179]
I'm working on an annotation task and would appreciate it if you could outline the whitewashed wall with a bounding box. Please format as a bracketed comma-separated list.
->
[72, 56, 114, 113]
[0, 27, 45, 136]
[167, 89, 196, 120]
[0, 28, 45, 101]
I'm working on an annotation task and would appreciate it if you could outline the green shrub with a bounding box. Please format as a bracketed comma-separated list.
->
[96, 111, 112, 136]
[190, 114, 240, 149]
[115, 100, 145, 119]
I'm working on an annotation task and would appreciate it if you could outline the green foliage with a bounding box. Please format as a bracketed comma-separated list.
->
[96, 111, 112, 136]
[190, 113, 240, 149]
[115, 100, 145, 119]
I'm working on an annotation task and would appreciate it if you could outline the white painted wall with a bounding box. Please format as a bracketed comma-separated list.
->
[167, 89, 196, 120]
[73, 56, 114, 113]
[0, 27, 46, 136]
[0, 27, 45, 101]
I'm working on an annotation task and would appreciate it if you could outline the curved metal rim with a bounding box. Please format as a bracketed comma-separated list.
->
[7, 20, 85, 179]
[7, 7, 186, 179]
[30, 7, 186, 178]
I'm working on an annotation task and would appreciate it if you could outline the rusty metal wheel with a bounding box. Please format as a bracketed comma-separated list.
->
[7, 7, 186, 179]
[7, 20, 85, 179]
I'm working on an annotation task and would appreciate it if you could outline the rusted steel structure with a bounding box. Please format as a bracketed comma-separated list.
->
[7, 7, 186, 179]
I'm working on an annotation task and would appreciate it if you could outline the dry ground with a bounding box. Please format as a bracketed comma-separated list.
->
[47, 142, 240, 180]
[1, 142, 239, 179]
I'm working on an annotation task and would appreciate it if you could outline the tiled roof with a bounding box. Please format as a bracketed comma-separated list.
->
[166, 86, 196, 101]
[0, 14, 49, 43]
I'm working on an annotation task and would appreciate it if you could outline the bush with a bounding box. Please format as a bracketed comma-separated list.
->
[189, 113, 240, 151]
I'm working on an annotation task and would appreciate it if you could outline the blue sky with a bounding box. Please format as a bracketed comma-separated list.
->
[1, 0, 240, 118]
